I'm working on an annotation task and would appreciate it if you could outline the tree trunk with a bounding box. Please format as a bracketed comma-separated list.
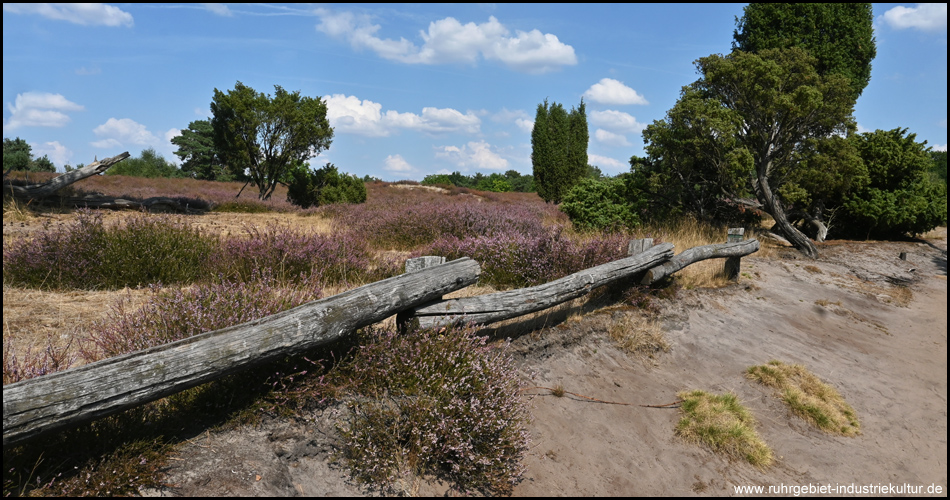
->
[3, 152, 130, 199]
[3, 258, 480, 447]
[754, 169, 818, 258]
[640, 239, 760, 284]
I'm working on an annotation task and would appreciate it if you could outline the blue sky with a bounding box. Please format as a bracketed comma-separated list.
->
[3, 3, 947, 180]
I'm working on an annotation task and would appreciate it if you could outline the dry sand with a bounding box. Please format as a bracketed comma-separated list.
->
[137, 234, 946, 496]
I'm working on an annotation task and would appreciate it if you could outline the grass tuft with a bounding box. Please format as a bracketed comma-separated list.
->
[675, 390, 773, 469]
[607, 315, 671, 358]
[746, 360, 860, 436]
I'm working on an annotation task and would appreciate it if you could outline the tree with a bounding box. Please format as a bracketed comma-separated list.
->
[694, 47, 857, 258]
[286, 162, 366, 209]
[560, 176, 640, 231]
[211, 81, 333, 200]
[531, 99, 588, 203]
[837, 128, 947, 238]
[172, 119, 227, 181]
[931, 150, 947, 183]
[2, 137, 54, 172]
[733, 3, 876, 102]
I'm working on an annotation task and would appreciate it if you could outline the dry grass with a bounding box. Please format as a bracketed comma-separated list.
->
[644, 217, 743, 289]
[746, 360, 860, 436]
[675, 390, 773, 469]
[607, 314, 671, 358]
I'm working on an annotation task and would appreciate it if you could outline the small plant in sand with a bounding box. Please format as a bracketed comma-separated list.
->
[746, 360, 860, 436]
[675, 390, 773, 469]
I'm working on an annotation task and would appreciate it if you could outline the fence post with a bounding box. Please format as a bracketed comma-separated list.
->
[628, 238, 654, 256]
[397, 256, 447, 333]
[725, 228, 744, 281]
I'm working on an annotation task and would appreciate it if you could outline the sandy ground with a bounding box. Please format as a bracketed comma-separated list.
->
[136, 232, 947, 497]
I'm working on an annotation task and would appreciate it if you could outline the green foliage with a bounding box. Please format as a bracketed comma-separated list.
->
[3, 137, 55, 172]
[476, 172, 512, 192]
[931, 151, 947, 183]
[837, 128, 947, 238]
[211, 81, 333, 200]
[560, 177, 640, 231]
[286, 162, 366, 209]
[630, 86, 753, 223]
[532, 99, 588, 203]
[733, 3, 876, 101]
[171, 119, 229, 181]
[421, 170, 534, 192]
[421, 173, 453, 186]
[105, 148, 182, 178]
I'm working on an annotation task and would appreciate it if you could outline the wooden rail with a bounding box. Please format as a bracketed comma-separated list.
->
[3, 258, 480, 448]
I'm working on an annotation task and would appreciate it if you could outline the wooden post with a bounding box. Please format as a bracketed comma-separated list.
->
[725, 228, 745, 281]
[397, 256, 447, 333]
[627, 238, 654, 256]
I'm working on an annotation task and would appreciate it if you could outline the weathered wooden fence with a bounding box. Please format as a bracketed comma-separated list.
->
[3, 232, 758, 448]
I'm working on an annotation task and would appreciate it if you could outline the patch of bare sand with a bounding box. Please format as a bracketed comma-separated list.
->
[142, 234, 946, 496]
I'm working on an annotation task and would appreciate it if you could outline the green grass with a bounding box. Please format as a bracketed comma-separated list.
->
[746, 360, 860, 436]
[675, 390, 773, 469]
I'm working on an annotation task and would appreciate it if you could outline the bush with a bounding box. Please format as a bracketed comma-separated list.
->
[331, 325, 531, 495]
[286, 162, 366, 209]
[838, 128, 947, 238]
[560, 176, 640, 231]
[3, 210, 215, 290]
[105, 148, 182, 178]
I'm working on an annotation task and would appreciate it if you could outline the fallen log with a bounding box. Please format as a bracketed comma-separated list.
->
[4, 152, 130, 199]
[640, 239, 759, 285]
[3, 257, 480, 448]
[409, 243, 675, 329]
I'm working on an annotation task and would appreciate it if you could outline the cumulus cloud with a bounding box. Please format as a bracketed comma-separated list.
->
[315, 9, 576, 73]
[588, 153, 627, 172]
[589, 109, 646, 134]
[324, 94, 480, 137]
[3, 3, 133, 27]
[583, 78, 648, 106]
[91, 118, 160, 148]
[879, 4, 947, 32]
[515, 118, 534, 134]
[383, 154, 416, 173]
[202, 3, 234, 17]
[435, 140, 508, 170]
[594, 129, 632, 147]
[933, 144, 948, 152]
[3, 92, 84, 132]
[31, 141, 72, 167]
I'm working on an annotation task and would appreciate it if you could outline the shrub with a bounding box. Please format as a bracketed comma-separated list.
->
[331, 325, 531, 495]
[837, 128, 948, 238]
[3, 210, 215, 290]
[286, 162, 366, 209]
[560, 176, 640, 231]
[83, 274, 322, 359]
[105, 148, 182, 178]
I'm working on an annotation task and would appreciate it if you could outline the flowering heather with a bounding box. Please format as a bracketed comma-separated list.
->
[83, 274, 322, 359]
[426, 227, 631, 289]
[212, 223, 400, 285]
[3, 210, 215, 290]
[332, 325, 531, 495]
[3, 335, 77, 385]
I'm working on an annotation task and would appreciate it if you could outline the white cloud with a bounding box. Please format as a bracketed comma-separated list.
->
[165, 128, 182, 142]
[594, 129, 632, 147]
[515, 118, 534, 134]
[3, 3, 133, 27]
[383, 154, 416, 173]
[879, 4, 947, 32]
[589, 109, 646, 134]
[435, 140, 508, 170]
[31, 141, 72, 167]
[3, 92, 84, 132]
[202, 3, 234, 17]
[75, 66, 101, 75]
[932, 144, 947, 152]
[324, 94, 480, 137]
[315, 10, 576, 73]
[583, 78, 648, 106]
[195, 107, 211, 118]
[856, 123, 872, 134]
[92, 118, 160, 149]
[588, 153, 627, 172]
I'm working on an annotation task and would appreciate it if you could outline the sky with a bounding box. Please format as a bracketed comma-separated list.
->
[2, 3, 947, 180]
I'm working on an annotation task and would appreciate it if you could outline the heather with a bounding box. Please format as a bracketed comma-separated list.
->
[3, 210, 215, 290]
[330, 325, 531, 495]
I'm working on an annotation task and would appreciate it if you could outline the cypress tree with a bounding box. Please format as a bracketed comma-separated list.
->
[568, 98, 589, 185]
[532, 100, 553, 202]
[532, 98, 589, 204]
